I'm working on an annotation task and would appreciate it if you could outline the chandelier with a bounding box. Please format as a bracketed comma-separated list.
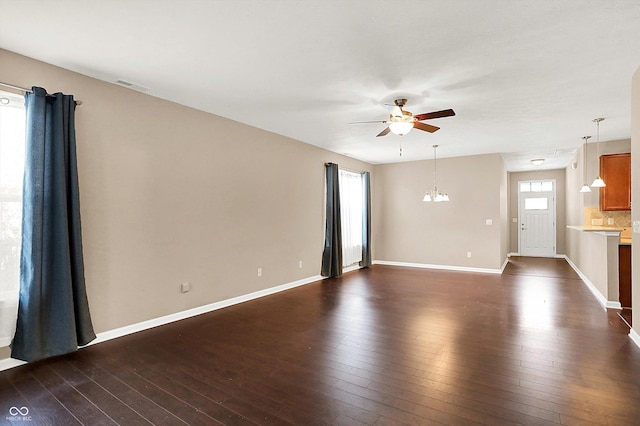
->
[423, 144, 449, 202]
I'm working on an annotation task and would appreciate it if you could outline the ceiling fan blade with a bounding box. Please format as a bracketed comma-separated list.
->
[414, 121, 440, 133]
[349, 120, 387, 125]
[376, 127, 391, 137]
[414, 109, 456, 121]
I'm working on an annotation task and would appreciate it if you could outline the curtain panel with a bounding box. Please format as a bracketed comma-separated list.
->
[321, 163, 342, 277]
[11, 87, 95, 362]
[360, 171, 372, 267]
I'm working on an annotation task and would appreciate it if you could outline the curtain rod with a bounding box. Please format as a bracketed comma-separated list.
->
[324, 163, 369, 175]
[0, 81, 82, 105]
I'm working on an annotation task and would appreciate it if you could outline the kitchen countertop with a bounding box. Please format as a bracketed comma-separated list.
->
[567, 225, 631, 245]
[566, 225, 626, 232]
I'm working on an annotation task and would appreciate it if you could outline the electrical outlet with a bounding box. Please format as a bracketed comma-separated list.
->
[607, 218, 615, 225]
[467, 251, 472, 258]
[485, 219, 493, 225]
[634, 221, 640, 233]
[257, 268, 262, 277]
[298, 261, 303, 268]
[181, 282, 190, 293]
[512, 218, 517, 223]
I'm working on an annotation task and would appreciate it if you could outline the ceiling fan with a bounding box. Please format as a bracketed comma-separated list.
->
[351, 99, 455, 137]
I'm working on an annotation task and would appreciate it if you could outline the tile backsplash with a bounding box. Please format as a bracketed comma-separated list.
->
[584, 206, 631, 227]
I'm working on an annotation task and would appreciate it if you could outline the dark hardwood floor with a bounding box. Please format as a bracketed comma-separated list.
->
[1, 257, 639, 425]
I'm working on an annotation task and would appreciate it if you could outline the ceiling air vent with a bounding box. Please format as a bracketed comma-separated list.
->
[115, 79, 149, 92]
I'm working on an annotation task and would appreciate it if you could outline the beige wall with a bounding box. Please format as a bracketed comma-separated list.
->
[565, 146, 584, 227]
[500, 161, 509, 263]
[0, 49, 373, 352]
[632, 66, 640, 337]
[373, 154, 507, 270]
[566, 228, 620, 306]
[508, 169, 566, 254]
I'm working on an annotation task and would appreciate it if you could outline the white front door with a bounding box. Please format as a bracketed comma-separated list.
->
[518, 181, 556, 257]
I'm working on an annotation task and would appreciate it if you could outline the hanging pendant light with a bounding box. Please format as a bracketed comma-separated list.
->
[423, 145, 449, 202]
[590, 118, 606, 188]
[580, 136, 592, 193]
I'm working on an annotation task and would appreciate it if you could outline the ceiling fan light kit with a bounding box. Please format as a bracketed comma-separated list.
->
[350, 98, 455, 138]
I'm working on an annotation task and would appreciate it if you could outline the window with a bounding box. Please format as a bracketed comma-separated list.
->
[0, 91, 25, 346]
[519, 181, 553, 192]
[339, 170, 363, 267]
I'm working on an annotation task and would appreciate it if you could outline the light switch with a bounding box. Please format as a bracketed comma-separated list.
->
[485, 219, 493, 225]
[633, 221, 640, 234]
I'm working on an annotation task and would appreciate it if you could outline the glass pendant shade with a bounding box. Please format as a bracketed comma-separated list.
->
[423, 188, 449, 202]
[389, 121, 414, 136]
[579, 184, 592, 193]
[591, 176, 606, 188]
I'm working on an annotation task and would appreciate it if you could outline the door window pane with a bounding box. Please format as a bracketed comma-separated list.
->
[540, 181, 553, 192]
[525, 197, 548, 210]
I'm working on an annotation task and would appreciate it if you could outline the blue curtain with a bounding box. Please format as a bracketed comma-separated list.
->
[11, 87, 95, 362]
[360, 171, 372, 267]
[321, 163, 342, 277]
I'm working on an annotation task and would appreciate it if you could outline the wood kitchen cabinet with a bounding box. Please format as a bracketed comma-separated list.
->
[599, 153, 631, 211]
[619, 244, 632, 309]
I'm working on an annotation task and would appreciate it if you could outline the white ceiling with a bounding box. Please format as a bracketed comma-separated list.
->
[1, 1, 639, 171]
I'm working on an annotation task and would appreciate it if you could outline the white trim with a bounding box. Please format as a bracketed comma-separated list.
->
[373, 260, 503, 275]
[500, 257, 509, 273]
[0, 357, 26, 371]
[88, 274, 325, 346]
[343, 264, 363, 273]
[0, 274, 325, 371]
[510, 252, 566, 259]
[630, 328, 640, 349]
[607, 301, 623, 310]
[564, 256, 608, 311]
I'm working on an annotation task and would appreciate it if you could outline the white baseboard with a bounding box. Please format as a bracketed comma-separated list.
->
[373, 260, 504, 275]
[0, 357, 26, 371]
[500, 257, 509, 273]
[630, 328, 640, 349]
[607, 301, 623, 310]
[0, 274, 325, 372]
[564, 256, 608, 311]
[89, 274, 325, 346]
